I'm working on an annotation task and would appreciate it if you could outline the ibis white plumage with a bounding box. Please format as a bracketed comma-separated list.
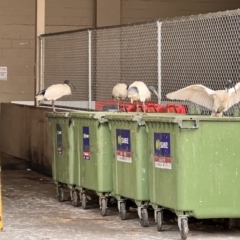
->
[112, 83, 128, 110]
[35, 80, 76, 112]
[166, 80, 240, 117]
[127, 81, 161, 113]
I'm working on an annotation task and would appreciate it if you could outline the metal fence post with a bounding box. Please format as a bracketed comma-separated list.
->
[157, 20, 162, 104]
[88, 30, 92, 109]
[39, 36, 44, 92]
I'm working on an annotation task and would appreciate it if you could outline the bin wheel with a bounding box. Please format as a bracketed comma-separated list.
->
[180, 218, 189, 240]
[140, 208, 149, 227]
[58, 186, 64, 202]
[223, 218, 230, 230]
[81, 193, 87, 209]
[72, 190, 79, 207]
[101, 198, 107, 216]
[120, 202, 127, 220]
[157, 210, 163, 231]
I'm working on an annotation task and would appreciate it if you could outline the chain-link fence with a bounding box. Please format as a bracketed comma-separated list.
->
[39, 21, 158, 111]
[40, 30, 89, 109]
[161, 9, 240, 115]
[39, 9, 240, 115]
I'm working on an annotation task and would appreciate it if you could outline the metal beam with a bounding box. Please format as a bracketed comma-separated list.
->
[35, 0, 45, 106]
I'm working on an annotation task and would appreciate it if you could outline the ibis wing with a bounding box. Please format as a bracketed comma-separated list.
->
[227, 82, 240, 109]
[44, 84, 71, 101]
[166, 84, 215, 110]
[128, 81, 147, 89]
[112, 83, 128, 99]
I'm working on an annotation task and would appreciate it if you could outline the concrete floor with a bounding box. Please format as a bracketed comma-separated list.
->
[1, 154, 240, 240]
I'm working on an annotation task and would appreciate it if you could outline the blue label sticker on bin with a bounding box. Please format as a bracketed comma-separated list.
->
[116, 129, 132, 163]
[154, 133, 171, 169]
[83, 126, 90, 160]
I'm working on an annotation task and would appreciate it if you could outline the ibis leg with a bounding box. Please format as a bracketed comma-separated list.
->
[52, 100, 55, 112]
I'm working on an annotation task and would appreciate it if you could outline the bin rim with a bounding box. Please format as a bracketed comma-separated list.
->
[46, 112, 70, 118]
[69, 111, 114, 122]
[105, 112, 144, 120]
[142, 113, 240, 123]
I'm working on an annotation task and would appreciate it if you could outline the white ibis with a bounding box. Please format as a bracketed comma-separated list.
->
[35, 80, 76, 112]
[127, 81, 161, 113]
[166, 80, 240, 117]
[112, 83, 128, 111]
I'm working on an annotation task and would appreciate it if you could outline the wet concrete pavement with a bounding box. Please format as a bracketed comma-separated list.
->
[1, 155, 240, 240]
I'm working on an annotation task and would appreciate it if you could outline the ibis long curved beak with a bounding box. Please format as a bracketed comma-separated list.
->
[148, 86, 161, 102]
[231, 81, 237, 93]
[231, 82, 237, 94]
[70, 82, 76, 91]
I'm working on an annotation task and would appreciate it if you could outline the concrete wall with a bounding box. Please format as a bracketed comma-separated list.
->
[0, 0, 35, 102]
[121, 0, 240, 24]
[96, 0, 121, 27]
[0, 103, 53, 176]
[45, 0, 95, 33]
[0, 0, 95, 106]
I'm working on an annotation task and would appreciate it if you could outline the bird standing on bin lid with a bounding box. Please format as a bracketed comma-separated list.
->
[35, 80, 76, 112]
[112, 83, 128, 111]
[166, 80, 240, 117]
[127, 81, 161, 113]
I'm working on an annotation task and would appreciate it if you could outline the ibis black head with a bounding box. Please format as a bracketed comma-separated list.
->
[64, 80, 76, 90]
[225, 80, 236, 93]
[64, 80, 70, 85]
[148, 86, 157, 92]
[127, 86, 139, 96]
[36, 89, 46, 96]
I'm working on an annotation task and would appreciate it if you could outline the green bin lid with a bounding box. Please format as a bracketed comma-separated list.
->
[142, 113, 240, 123]
[104, 112, 146, 125]
[70, 111, 116, 122]
[46, 112, 70, 118]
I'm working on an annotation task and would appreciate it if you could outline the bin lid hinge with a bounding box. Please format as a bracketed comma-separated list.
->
[177, 119, 199, 129]
[132, 115, 145, 126]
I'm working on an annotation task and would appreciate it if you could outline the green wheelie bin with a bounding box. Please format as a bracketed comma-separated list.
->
[70, 112, 112, 216]
[143, 113, 240, 239]
[47, 112, 81, 205]
[105, 113, 150, 227]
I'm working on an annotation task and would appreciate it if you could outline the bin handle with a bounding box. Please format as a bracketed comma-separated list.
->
[178, 119, 199, 129]
[132, 115, 145, 126]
